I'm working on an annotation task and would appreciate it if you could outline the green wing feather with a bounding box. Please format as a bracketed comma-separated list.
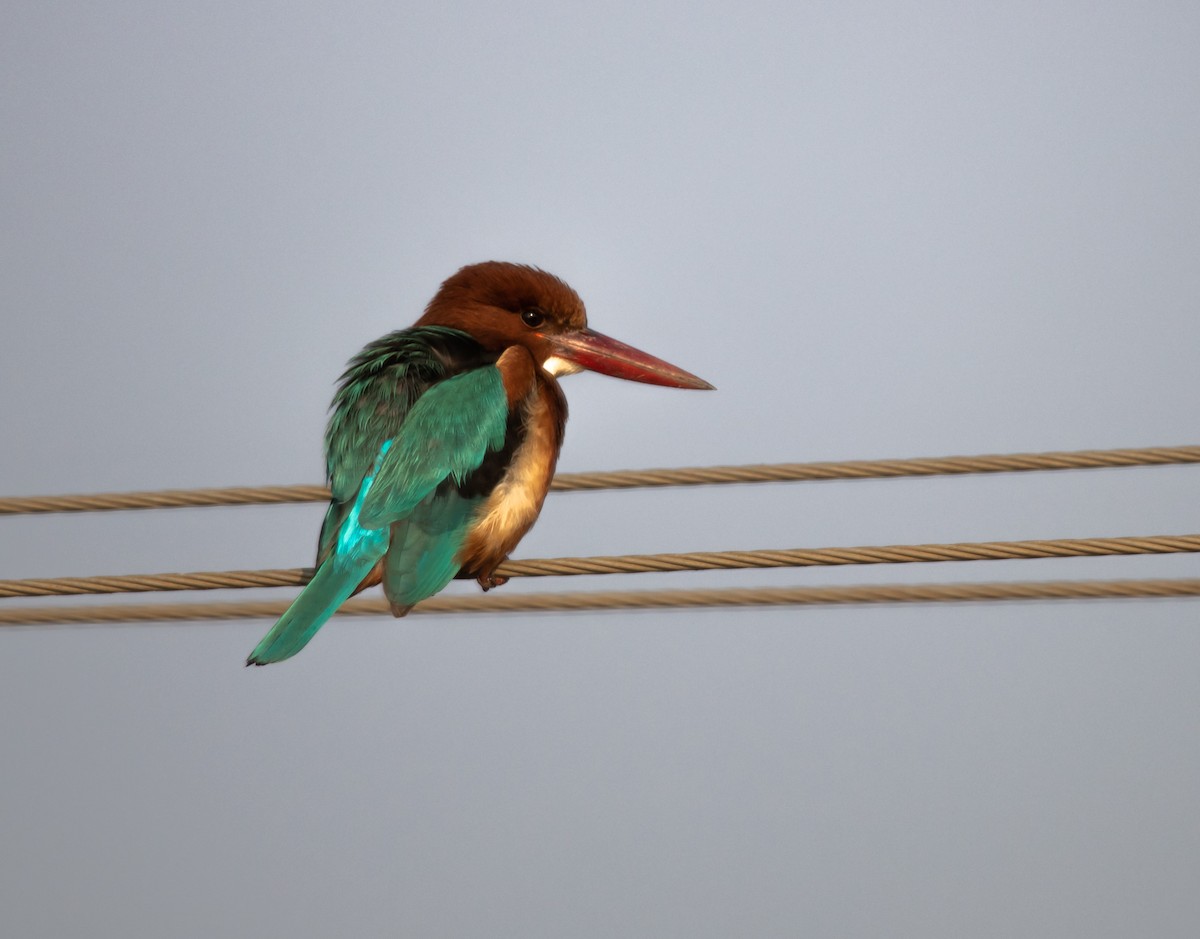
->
[383, 486, 482, 614]
[248, 350, 511, 664]
[317, 327, 467, 562]
[359, 366, 509, 528]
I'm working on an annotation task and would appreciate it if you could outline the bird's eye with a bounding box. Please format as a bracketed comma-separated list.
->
[521, 308, 545, 328]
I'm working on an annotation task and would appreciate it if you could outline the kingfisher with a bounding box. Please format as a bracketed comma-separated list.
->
[247, 262, 712, 664]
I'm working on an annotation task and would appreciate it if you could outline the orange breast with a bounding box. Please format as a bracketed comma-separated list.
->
[457, 374, 566, 579]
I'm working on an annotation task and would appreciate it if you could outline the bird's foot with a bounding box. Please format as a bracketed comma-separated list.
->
[477, 572, 509, 592]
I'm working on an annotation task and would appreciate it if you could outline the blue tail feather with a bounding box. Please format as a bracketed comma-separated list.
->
[248, 439, 394, 665]
[246, 554, 378, 665]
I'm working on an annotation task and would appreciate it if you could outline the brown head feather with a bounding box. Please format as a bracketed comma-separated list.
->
[416, 262, 587, 361]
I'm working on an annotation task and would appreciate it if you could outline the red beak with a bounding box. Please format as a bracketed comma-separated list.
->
[548, 328, 714, 390]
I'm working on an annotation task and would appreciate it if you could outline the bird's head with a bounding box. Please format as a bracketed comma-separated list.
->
[416, 261, 713, 390]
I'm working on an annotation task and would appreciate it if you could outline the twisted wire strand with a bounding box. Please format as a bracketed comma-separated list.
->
[2, 533, 1198, 599]
[0, 485, 331, 515]
[0, 568, 310, 598]
[500, 535, 1200, 577]
[550, 445, 1200, 491]
[2, 444, 1198, 515]
[2, 577, 1199, 627]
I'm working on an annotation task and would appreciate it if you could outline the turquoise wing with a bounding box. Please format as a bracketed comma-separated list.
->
[318, 325, 479, 565]
[248, 363, 510, 664]
[358, 365, 509, 528]
[382, 485, 482, 614]
[364, 365, 510, 611]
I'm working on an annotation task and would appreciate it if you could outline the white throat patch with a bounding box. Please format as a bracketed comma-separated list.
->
[541, 355, 583, 377]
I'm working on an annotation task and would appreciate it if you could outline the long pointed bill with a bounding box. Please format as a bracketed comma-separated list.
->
[547, 328, 715, 390]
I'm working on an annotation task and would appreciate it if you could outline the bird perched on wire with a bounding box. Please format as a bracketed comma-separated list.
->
[247, 262, 713, 664]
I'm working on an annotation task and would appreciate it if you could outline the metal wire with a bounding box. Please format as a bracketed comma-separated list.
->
[2, 533, 1198, 599]
[2, 577, 1199, 627]
[2, 444, 1197, 515]
[0, 568, 310, 599]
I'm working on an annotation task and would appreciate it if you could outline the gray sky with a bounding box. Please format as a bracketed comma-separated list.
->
[3, 2, 1199, 936]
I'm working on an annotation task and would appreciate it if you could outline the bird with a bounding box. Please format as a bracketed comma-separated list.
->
[247, 262, 713, 664]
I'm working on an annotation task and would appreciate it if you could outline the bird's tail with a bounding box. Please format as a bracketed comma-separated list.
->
[246, 555, 376, 666]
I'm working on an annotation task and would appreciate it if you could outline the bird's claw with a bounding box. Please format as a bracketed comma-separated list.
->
[477, 572, 509, 592]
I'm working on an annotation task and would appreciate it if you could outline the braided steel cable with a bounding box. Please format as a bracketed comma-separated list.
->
[0, 485, 330, 515]
[2, 578, 1199, 627]
[499, 535, 1200, 577]
[2, 444, 1198, 515]
[550, 445, 1200, 491]
[0, 568, 311, 598]
[2, 533, 1199, 599]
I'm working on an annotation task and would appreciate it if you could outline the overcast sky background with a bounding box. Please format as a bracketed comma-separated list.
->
[2, 2, 1199, 936]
